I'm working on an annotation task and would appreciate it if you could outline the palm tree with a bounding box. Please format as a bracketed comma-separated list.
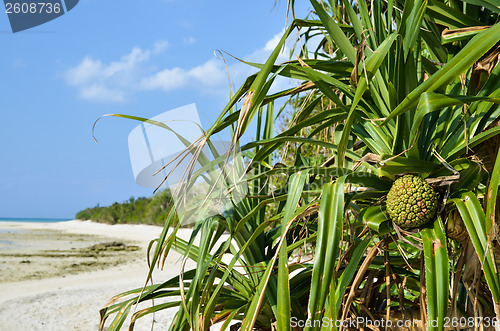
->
[99, 0, 500, 330]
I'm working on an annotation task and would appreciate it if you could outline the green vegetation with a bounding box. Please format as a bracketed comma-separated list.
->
[75, 190, 173, 225]
[99, 1, 500, 330]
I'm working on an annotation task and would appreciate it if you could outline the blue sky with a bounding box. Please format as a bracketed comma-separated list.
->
[0, 0, 312, 218]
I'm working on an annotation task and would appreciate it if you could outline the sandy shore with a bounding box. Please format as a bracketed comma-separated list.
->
[0, 220, 200, 331]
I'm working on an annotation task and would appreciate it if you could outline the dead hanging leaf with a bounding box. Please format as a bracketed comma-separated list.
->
[234, 90, 254, 142]
[476, 43, 500, 73]
[469, 43, 500, 94]
[441, 26, 491, 38]
[447, 210, 469, 243]
[357, 153, 381, 164]
[284, 81, 316, 97]
[350, 36, 365, 88]
[425, 174, 460, 186]
[353, 153, 380, 171]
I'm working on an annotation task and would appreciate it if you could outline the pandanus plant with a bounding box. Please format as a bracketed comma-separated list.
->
[99, 0, 500, 330]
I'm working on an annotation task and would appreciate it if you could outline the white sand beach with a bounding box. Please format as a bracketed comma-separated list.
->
[0, 220, 201, 331]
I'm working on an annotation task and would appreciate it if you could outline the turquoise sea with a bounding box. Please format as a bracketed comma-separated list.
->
[0, 217, 71, 223]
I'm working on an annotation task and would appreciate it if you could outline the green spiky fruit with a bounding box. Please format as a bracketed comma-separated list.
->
[386, 175, 438, 230]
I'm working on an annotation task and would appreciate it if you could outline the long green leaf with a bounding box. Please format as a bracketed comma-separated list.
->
[277, 171, 310, 331]
[451, 192, 500, 302]
[485, 142, 500, 234]
[421, 217, 449, 331]
[403, 0, 428, 58]
[305, 177, 345, 330]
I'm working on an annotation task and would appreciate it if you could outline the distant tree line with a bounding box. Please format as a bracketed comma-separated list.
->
[75, 189, 174, 225]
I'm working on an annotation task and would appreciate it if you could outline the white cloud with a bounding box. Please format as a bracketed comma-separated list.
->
[80, 84, 126, 103]
[64, 57, 103, 86]
[138, 58, 226, 93]
[63, 42, 167, 102]
[153, 40, 169, 54]
[139, 67, 188, 91]
[63, 33, 298, 103]
[188, 58, 226, 88]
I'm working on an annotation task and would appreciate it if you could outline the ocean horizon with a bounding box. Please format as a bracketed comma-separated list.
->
[0, 217, 72, 223]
